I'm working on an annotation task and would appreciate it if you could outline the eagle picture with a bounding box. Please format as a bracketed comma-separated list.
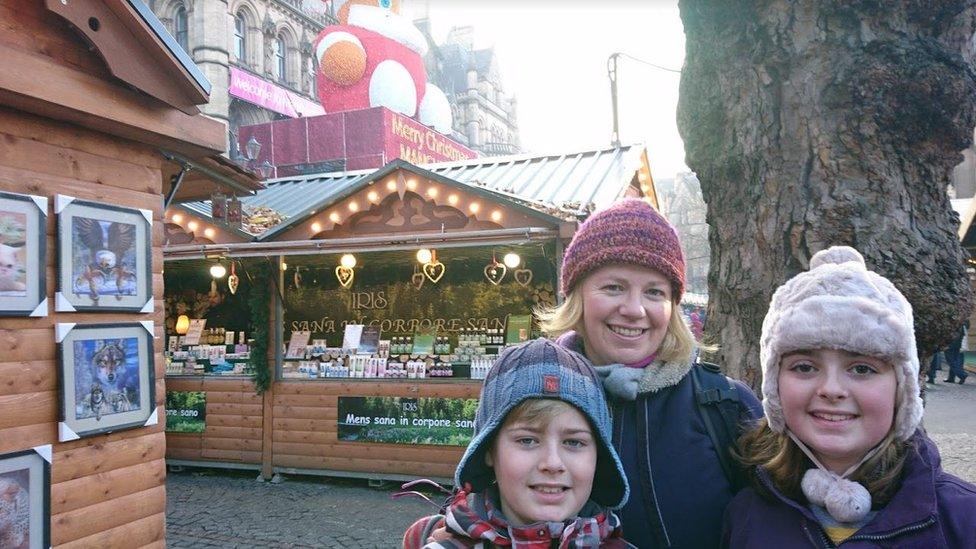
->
[72, 217, 137, 301]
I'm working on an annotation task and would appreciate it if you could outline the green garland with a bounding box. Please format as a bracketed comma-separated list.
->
[247, 261, 273, 394]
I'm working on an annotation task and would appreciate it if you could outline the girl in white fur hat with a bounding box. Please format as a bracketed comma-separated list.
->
[723, 246, 976, 547]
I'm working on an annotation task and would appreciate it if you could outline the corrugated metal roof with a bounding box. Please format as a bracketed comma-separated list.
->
[180, 144, 647, 237]
[423, 143, 645, 215]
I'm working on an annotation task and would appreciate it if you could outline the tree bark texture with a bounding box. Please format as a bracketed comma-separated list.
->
[677, 1, 976, 389]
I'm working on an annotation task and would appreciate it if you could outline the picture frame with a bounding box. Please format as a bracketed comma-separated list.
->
[55, 195, 152, 313]
[0, 191, 47, 317]
[56, 322, 157, 441]
[0, 445, 51, 549]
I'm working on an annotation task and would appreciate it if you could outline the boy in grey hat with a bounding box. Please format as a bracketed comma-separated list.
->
[402, 338, 633, 548]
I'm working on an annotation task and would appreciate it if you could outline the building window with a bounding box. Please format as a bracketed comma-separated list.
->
[275, 35, 287, 81]
[234, 13, 247, 63]
[175, 6, 189, 52]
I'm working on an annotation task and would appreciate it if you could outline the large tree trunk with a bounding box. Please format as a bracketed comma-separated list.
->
[677, 1, 976, 390]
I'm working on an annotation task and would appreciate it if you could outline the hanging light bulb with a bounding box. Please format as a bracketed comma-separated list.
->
[503, 252, 521, 269]
[340, 254, 357, 269]
[416, 248, 433, 264]
[209, 261, 227, 278]
[175, 314, 190, 335]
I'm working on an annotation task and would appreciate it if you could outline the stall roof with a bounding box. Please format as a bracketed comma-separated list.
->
[421, 144, 652, 216]
[180, 144, 653, 238]
[162, 151, 265, 205]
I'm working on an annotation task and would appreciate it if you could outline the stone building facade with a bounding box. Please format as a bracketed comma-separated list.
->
[417, 22, 521, 156]
[657, 172, 710, 296]
[151, 0, 334, 153]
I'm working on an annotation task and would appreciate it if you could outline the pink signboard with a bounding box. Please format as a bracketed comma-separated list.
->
[382, 110, 476, 165]
[229, 67, 325, 118]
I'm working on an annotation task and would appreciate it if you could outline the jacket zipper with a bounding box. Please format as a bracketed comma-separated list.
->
[806, 515, 936, 547]
[844, 516, 937, 542]
[641, 403, 672, 546]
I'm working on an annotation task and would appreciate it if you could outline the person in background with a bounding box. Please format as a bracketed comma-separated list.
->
[926, 349, 942, 384]
[724, 246, 976, 547]
[944, 320, 969, 384]
[536, 198, 763, 548]
[402, 338, 635, 548]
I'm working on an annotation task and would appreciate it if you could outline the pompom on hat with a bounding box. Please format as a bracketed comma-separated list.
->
[759, 245, 924, 523]
[560, 198, 685, 299]
[454, 338, 629, 510]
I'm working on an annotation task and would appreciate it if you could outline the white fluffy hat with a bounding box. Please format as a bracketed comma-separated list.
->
[760, 246, 923, 442]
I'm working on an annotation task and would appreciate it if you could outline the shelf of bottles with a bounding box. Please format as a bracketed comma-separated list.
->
[281, 328, 509, 382]
[165, 327, 255, 377]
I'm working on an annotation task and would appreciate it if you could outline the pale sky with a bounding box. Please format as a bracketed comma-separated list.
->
[403, 1, 689, 181]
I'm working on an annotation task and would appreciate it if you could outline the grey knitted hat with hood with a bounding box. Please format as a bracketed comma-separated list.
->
[454, 338, 629, 510]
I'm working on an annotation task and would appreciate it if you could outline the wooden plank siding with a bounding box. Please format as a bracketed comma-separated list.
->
[0, 86, 166, 547]
[164, 377, 264, 464]
[270, 380, 481, 479]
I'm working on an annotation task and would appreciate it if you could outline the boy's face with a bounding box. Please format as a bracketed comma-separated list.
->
[778, 348, 897, 473]
[486, 403, 597, 526]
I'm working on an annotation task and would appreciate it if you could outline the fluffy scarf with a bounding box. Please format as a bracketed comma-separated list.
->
[555, 331, 692, 401]
[424, 486, 631, 549]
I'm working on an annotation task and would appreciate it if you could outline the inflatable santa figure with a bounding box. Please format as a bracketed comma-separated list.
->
[314, 0, 453, 134]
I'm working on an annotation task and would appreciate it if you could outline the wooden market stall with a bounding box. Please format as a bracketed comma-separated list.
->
[0, 1, 251, 546]
[162, 147, 656, 482]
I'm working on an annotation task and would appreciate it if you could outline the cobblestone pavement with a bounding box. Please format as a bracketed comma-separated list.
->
[167, 380, 976, 548]
[923, 375, 976, 483]
[166, 471, 435, 548]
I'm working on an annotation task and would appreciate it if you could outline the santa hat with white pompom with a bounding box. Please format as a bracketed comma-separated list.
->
[759, 245, 924, 523]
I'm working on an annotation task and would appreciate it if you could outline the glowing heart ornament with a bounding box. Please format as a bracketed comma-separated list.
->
[514, 268, 533, 287]
[423, 261, 445, 283]
[484, 251, 506, 285]
[422, 249, 445, 283]
[227, 262, 240, 294]
[335, 266, 355, 289]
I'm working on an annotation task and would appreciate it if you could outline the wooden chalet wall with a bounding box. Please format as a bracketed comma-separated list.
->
[0, 2, 223, 546]
[271, 381, 480, 480]
[165, 378, 263, 465]
[0, 106, 168, 547]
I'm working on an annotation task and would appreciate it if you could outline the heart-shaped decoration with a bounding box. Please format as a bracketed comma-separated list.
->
[227, 273, 240, 295]
[483, 263, 506, 285]
[411, 272, 425, 290]
[335, 265, 355, 289]
[514, 268, 533, 287]
[422, 261, 445, 283]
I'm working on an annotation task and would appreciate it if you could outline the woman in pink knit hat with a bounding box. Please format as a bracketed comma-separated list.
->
[535, 198, 763, 548]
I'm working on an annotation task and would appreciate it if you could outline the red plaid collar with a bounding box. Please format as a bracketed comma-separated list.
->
[431, 485, 631, 549]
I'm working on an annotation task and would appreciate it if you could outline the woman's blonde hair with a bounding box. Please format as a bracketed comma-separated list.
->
[535, 290, 697, 364]
[735, 419, 909, 507]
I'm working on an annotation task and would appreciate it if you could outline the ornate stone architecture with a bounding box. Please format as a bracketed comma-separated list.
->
[151, 0, 334, 151]
[417, 22, 521, 156]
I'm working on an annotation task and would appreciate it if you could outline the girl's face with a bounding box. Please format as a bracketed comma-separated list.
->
[579, 264, 673, 365]
[486, 404, 597, 525]
[778, 349, 897, 473]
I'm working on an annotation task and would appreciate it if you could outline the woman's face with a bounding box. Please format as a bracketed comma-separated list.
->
[579, 264, 673, 365]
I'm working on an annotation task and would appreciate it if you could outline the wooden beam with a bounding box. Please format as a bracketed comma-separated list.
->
[0, 42, 224, 158]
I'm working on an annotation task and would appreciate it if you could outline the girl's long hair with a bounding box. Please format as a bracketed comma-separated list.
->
[735, 419, 910, 507]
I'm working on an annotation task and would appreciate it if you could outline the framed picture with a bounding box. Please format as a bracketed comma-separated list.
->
[55, 195, 152, 313]
[0, 191, 47, 317]
[0, 445, 51, 549]
[56, 322, 157, 441]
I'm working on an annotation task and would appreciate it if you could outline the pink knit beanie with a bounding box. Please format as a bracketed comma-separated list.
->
[560, 198, 685, 298]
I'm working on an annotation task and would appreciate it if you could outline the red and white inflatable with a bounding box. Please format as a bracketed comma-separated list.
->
[314, 0, 453, 134]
